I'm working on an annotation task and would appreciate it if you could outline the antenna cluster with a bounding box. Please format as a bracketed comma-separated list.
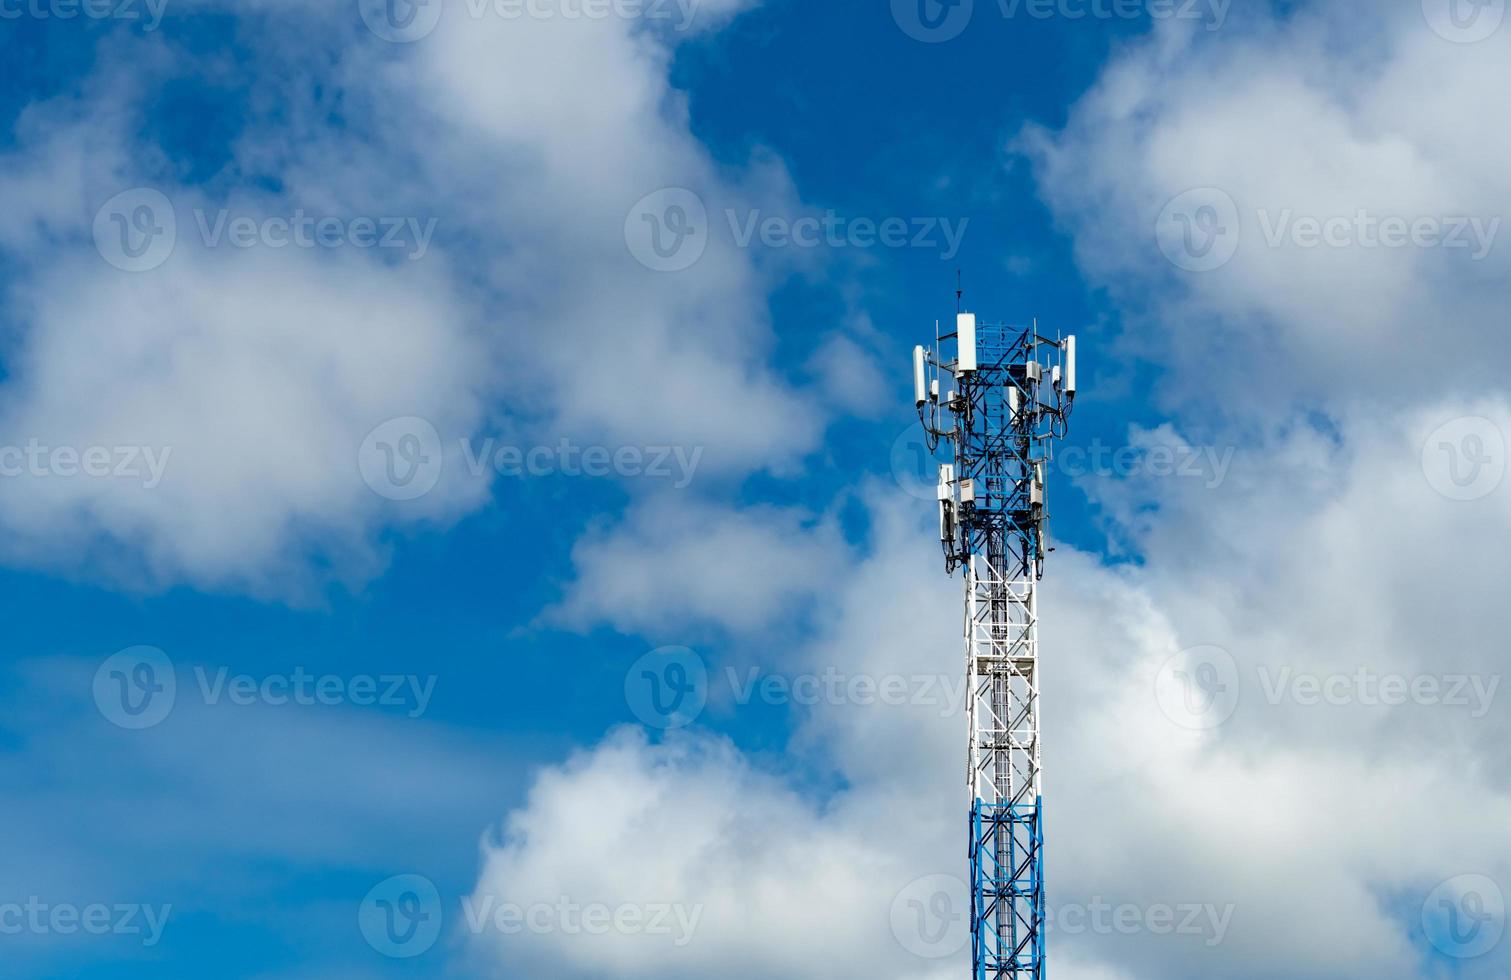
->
[913, 315, 1077, 578]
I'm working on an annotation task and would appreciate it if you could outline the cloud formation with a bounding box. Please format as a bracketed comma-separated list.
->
[0, 0, 817, 597]
[1019, 3, 1511, 411]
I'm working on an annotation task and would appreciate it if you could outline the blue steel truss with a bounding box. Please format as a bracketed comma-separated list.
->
[971, 800, 1045, 980]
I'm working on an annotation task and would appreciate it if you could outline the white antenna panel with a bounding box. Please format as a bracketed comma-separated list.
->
[1065, 336, 1077, 396]
[957, 313, 977, 374]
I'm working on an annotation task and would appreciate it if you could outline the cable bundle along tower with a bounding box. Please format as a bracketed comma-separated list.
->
[913, 305, 1077, 980]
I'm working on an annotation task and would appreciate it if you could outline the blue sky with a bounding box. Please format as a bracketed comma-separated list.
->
[0, 1, 1509, 978]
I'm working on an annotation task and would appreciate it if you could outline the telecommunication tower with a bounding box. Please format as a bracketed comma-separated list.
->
[913, 301, 1077, 980]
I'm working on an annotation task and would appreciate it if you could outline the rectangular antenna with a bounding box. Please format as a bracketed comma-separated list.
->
[957, 313, 977, 374]
[1065, 335, 1077, 396]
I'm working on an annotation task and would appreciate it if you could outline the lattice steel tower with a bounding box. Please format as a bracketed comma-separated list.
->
[913, 305, 1077, 980]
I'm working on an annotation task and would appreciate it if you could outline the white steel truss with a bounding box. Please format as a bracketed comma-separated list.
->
[965, 551, 1041, 809]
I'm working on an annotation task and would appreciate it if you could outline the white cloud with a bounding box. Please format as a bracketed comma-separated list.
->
[0, 243, 490, 596]
[547, 495, 848, 635]
[1019, 4, 1511, 410]
[806, 327, 891, 417]
[467, 727, 950, 980]
[0, 0, 829, 596]
[404, 0, 821, 470]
